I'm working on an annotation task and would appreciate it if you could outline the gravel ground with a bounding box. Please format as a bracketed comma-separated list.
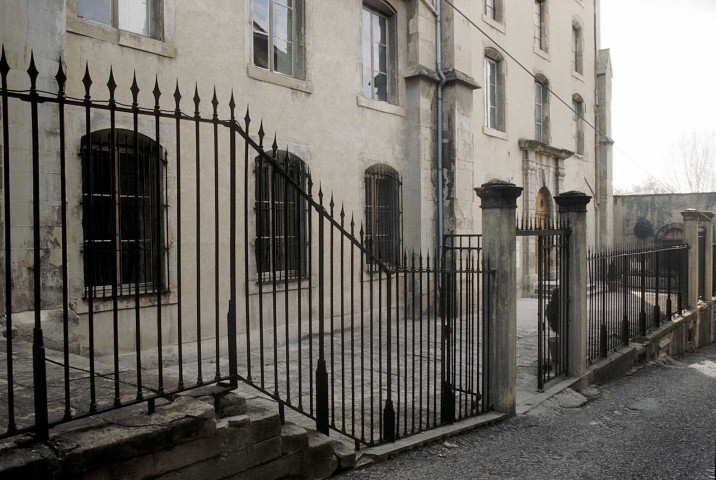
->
[340, 343, 716, 480]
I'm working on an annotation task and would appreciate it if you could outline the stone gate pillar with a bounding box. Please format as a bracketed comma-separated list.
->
[475, 180, 522, 415]
[703, 212, 713, 300]
[681, 209, 700, 308]
[555, 191, 592, 378]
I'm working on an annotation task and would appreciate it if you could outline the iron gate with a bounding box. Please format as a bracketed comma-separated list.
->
[517, 218, 570, 390]
[0, 49, 492, 446]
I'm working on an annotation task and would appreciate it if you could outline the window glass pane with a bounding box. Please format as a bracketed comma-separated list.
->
[273, 3, 292, 42]
[254, 32, 269, 69]
[362, 9, 371, 39]
[374, 73, 388, 101]
[253, 0, 269, 34]
[119, 0, 153, 37]
[375, 44, 387, 74]
[363, 67, 372, 98]
[274, 39, 293, 75]
[78, 0, 112, 26]
[374, 14, 387, 45]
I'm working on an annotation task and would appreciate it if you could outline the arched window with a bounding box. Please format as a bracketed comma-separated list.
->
[484, 48, 505, 131]
[255, 151, 311, 280]
[362, 0, 398, 104]
[534, 74, 550, 143]
[365, 164, 401, 268]
[572, 21, 584, 74]
[81, 129, 166, 296]
[571, 93, 584, 154]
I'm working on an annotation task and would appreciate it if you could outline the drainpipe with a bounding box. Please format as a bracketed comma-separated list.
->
[421, 0, 446, 268]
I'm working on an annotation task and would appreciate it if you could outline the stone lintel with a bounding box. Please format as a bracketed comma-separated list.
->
[402, 63, 441, 83]
[681, 209, 701, 221]
[475, 179, 523, 210]
[443, 68, 481, 90]
[555, 191, 592, 213]
[701, 211, 714, 221]
[519, 139, 574, 160]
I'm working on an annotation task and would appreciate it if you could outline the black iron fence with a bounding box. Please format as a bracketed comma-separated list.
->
[586, 244, 690, 363]
[0, 49, 492, 446]
[517, 217, 570, 391]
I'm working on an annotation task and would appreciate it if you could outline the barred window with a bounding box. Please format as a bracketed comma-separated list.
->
[255, 152, 310, 281]
[252, 0, 305, 78]
[81, 129, 166, 297]
[365, 164, 401, 269]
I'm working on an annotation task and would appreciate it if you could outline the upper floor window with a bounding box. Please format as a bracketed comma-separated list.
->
[535, 76, 550, 143]
[484, 0, 503, 22]
[572, 94, 584, 154]
[78, 0, 161, 39]
[365, 164, 401, 269]
[252, 0, 305, 78]
[255, 152, 311, 280]
[81, 129, 166, 297]
[484, 49, 505, 131]
[362, 2, 397, 104]
[572, 23, 583, 74]
[534, 0, 546, 52]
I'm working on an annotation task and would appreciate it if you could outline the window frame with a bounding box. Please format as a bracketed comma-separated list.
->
[364, 164, 402, 270]
[484, 49, 505, 132]
[81, 129, 167, 298]
[534, 77, 549, 143]
[572, 23, 583, 74]
[361, 1, 398, 105]
[76, 0, 163, 40]
[484, 0, 503, 23]
[252, 0, 305, 79]
[534, 0, 546, 52]
[571, 94, 584, 154]
[254, 151, 311, 282]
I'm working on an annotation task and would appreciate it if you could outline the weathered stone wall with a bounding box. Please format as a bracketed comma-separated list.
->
[0, 389, 354, 479]
[613, 192, 716, 245]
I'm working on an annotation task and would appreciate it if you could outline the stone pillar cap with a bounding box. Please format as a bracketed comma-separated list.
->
[475, 179, 523, 210]
[700, 211, 715, 221]
[555, 191, 592, 213]
[681, 209, 702, 221]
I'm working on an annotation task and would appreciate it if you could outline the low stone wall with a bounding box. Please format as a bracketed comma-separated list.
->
[0, 388, 354, 480]
[584, 298, 716, 386]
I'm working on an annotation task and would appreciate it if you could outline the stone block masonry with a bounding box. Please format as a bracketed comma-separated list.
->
[0, 386, 354, 479]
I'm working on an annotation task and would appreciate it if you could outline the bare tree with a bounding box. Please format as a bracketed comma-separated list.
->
[671, 131, 716, 193]
[615, 175, 675, 195]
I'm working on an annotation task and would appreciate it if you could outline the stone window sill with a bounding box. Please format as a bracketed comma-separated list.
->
[247, 65, 313, 94]
[356, 96, 405, 117]
[67, 15, 176, 58]
[482, 14, 506, 34]
[572, 70, 585, 83]
[533, 45, 550, 62]
[483, 125, 508, 141]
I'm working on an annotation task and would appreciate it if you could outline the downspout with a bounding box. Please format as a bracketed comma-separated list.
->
[421, 0, 446, 268]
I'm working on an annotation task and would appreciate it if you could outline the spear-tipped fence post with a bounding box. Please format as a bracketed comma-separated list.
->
[315, 186, 329, 435]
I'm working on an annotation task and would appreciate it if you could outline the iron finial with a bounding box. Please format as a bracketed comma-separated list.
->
[211, 86, 219, 114]
[193, 83, 200, 113]
[131, 72, 140, 105]
[244, 106, 251, 128]
[173, 80, 181, 110]
[27, 51, 38, 90]
[152, 75, 161, 106]
[107, 67, 117, 101]
[258, 120, 265, 147]
[228, 89, 236, 117]
[0, 45, 9, 80]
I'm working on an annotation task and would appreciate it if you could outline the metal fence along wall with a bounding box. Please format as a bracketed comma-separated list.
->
[586, 244, 690, 363]
[0, 49, 493, 446]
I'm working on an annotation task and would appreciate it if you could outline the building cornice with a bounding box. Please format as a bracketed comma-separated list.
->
[518, 139, 574, 160]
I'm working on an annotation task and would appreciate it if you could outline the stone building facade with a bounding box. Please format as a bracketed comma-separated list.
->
[0, 0, 613, 352]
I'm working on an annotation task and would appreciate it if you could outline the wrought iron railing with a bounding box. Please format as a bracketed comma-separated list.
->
[586, 244, 690, 363]
[0, 48, 492, 446]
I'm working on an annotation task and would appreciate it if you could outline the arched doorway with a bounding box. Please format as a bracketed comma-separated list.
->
[535, 187, 552, 270]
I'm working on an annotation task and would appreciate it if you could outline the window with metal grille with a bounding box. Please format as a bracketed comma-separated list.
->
[365, 164, 401, 269]
[252, 0, 305, 78]
[81, 129, 166, 298]
[255, 152, 310, 281]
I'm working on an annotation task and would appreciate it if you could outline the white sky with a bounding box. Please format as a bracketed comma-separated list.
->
[600, 0, 716, 191]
